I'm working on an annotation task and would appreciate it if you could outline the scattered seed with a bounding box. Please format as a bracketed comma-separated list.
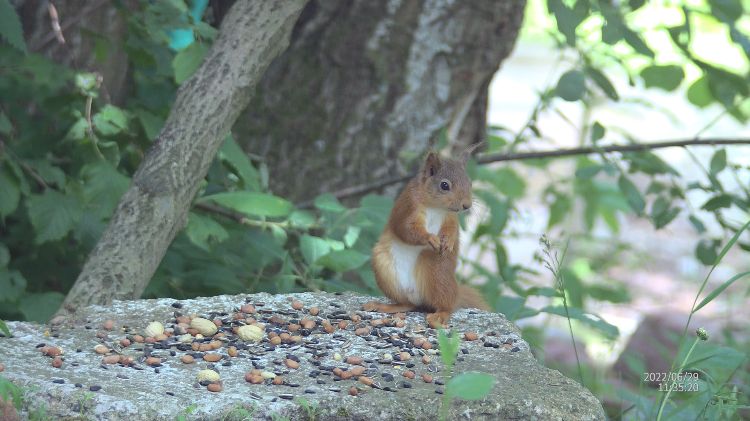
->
[203, 353, 222, 362]
[346, 356, 363, 365]
[348, 386, 358, 396]
[181, 355, 195, 364]
[90, 385, 102, 392]
[52, 356, 63, 368]
[145, 357, 161, 366]
[102, 355, 120, 365]
[207, 382, 222, 392]
[403, 370, 415, 379]
[292, 300, 303, 310]
[398, 352, 411, 361]
[421, 374, 433, 383]
[285, 359, 300, 369]
[422, 356, 431, 364]
[273, 376, 284, 385]
[464, 332, 479, 341]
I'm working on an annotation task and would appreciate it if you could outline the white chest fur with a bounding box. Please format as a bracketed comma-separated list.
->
[390, 208, 447, 305]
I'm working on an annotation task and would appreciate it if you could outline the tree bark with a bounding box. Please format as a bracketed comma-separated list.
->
[57, 0, 307, 315]
[235, 0, 526, 202]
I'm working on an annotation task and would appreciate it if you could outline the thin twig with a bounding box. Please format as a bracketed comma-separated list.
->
[31, 0, 110, 50]
[194, 202, 250, 225]
[296, 137, 750, 207]
[48, 2, 66, 45]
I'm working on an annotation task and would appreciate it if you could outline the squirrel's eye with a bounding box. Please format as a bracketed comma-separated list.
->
[440, 181, 450, 191]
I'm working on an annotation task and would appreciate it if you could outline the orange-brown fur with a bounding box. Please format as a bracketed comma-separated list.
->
[364, 150, 489, 327]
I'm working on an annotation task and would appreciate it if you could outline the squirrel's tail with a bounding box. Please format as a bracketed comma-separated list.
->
[457, 284, 490, 311]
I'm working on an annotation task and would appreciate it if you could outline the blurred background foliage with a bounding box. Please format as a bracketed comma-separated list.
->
[0, 0, 749, 418]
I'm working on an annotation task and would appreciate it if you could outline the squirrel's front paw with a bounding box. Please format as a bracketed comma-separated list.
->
[427, 234, 440, 251]
[439, 235, 454, 255]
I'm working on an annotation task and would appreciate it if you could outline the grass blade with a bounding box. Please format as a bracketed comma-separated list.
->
[694, 271, 750, 312]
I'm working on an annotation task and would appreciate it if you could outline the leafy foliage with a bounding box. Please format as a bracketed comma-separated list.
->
[0, 0, 748, 415]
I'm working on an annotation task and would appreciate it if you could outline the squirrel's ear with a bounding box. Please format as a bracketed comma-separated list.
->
[460, 142, 485, 164]
[422, 151, 441, 178]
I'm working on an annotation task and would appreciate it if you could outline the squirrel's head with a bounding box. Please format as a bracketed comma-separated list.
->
[419, 146, 478, 212]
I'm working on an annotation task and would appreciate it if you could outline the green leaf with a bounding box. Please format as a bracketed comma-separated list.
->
[81, 161, 131, 218]
[555, 70, 586, 101]
[289, 210, 316, 229]
[618, 175, 645, 214]
[172, 42, 208, 84]
[585, 67, 619, 100]
[438, 329, 460, 367]
[546, 0, 586, 46]
[135, 109, 165, 141]
[640, 65, 684, 91]
[709, 149, 727, 175]
[344, 226, 361, 248]
[314, 193, 347, 213]
[590, 122, 606, 143]
[317, 249, 369, 272]
[701, 194, 732, 211]
[0, 269, 26, 302]
[488, 167, 526, 199]
[696, 239, 718, 265]
[715, 219, 750, 265]
[575, 164, 603, 179]
[446, 372, 495, 400]
[93, 105, 128, 136]
[19, 292, 65, 323]
[541, 305, 619, 339]
[0, 319, 10, 337]
[219, 136, 260, 190]
[199, 192, 292, 218]
[689, 215, 706, 233]
[0, 111, 12, 135]
[300, 235, 331, 265]
[687, 76, 713, 107]
[27, 190, 84, 244]
[694, 270, 750, 312]
[0, 165, 20, 218]
[547, 193, 570, 228]
[0, 243, 8, 267]
[185, 212, 229, 251]
[0, 0, 27, 53]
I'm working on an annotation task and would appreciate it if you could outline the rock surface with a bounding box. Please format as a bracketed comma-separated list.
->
[0, 292, 604, 420]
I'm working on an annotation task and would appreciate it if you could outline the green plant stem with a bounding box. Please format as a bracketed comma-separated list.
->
[655, 337, 700, 421]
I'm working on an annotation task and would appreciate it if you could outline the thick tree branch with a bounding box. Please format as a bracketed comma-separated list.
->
[297, 137, 750, 207]
[58, 0, 308, 317]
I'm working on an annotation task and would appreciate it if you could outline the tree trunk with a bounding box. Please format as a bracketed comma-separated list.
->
[234, 0, 526, 203]
[57, 0, 308, 315]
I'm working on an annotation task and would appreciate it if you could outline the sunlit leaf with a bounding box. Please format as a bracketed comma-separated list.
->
[314, 193, 347, 213]
[446, 372, 495, 400]
[317, 249, 369, 272]
[172, 42, 208, 84]
[199, 192, 292, 218]
[299, 235, 330, 265]
[701, 194, 732, 211]
[641, 65, 684, 91]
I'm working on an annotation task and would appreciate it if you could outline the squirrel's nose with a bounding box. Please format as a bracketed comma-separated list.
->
[462, 202, 472, 210]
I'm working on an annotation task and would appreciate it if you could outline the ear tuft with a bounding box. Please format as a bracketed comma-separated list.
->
[460, 142, 485, 164]
[422, 151, 441, 179]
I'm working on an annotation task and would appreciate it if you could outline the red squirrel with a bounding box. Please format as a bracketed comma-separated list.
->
[363, 147, 489, 327]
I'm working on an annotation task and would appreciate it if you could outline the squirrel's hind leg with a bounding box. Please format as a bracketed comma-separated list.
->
[363, 301, 416, 313]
